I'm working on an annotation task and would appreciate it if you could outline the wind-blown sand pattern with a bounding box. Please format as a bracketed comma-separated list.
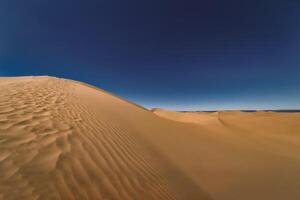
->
[0, 76, 300, 200]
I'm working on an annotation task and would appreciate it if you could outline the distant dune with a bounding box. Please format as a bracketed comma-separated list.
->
[1, 76, 300, 200]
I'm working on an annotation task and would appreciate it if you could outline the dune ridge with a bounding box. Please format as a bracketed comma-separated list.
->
[0, 76, 211, 200]
[1, 76, 300, 200]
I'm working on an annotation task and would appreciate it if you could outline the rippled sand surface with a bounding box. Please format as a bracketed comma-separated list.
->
[0, 76, 299, 200]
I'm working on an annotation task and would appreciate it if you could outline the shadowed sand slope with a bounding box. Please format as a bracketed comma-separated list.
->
[1, 76, 300, 200]
[0, 76, 211, 200]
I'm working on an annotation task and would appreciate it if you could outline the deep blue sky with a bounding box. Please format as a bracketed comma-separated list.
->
[0, 0, 299, 110]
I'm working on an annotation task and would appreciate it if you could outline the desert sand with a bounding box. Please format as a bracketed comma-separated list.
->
[0, 76, 300, 200]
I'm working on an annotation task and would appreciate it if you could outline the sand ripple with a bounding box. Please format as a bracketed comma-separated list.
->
[0, 77, 184, 200]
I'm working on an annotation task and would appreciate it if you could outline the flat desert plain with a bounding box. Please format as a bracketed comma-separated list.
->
[0, 76, 300, 200]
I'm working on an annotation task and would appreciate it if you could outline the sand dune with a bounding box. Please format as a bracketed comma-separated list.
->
[0, 76, 300, 200]
[152, 109, 300, 200]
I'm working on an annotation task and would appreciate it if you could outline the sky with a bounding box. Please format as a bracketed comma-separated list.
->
[0, 0, 299, 110]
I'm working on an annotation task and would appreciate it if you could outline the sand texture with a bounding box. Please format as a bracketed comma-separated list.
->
[0, 76, 300, 200]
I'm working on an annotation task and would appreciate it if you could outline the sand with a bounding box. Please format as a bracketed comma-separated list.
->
[0, 76, 299, 200]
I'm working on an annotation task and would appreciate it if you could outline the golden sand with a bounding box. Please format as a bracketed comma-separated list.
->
[0, 76, 299, 200]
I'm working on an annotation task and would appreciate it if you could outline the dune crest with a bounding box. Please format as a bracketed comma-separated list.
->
[0, 76, 211, 200]
[152, 108, 220, 125]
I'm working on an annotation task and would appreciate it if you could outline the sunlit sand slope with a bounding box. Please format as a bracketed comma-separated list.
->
[153, 109, 300, 200]
[1, 76, 300, 200]
[0, 76, 211, 200]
